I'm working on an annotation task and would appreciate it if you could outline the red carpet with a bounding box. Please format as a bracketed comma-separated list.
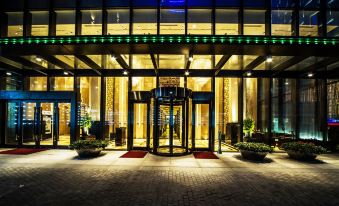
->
[120, 151, 148, 158]
[193, 152, 219, 159]
[0, 148, 48, 155]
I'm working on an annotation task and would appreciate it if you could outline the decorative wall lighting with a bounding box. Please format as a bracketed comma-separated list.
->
[123, 70, 128, 75]
[246, 71, 252, 77]
[184, 70, 190, 76]
[63, 71, 69, 75]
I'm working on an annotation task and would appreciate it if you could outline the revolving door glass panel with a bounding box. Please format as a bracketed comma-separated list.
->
[156, 99, 187, 155]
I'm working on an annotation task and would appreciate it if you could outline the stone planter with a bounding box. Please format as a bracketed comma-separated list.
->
[286, 150, 317, 160]
[76, 148, 103, 158]
[240, 150, 268, 161]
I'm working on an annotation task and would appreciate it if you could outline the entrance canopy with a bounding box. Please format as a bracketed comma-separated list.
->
[0, 35, 339, 79]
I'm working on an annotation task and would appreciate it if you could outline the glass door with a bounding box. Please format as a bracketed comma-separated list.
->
[57, 103, 71, 146]
[5, 101, 20, 145]
[22, 102, 37, 146]
[157, 104, 171, 154]
[40, 102, 54, 146]
[133, 103, 148, 148]
[194, 103, 210, 149]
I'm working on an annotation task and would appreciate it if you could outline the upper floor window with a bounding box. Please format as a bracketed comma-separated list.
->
[56, 11, 75, 36]
[272, 10, 293, 36]
[299, 10, 320, 36]
[215, 9, 239, 35]
[187, 9, 212, 35]
[160, 9, 185, 34]
[244, 10, 265, 35]
[327, 11, 339, 37]
[107, 9, 129, 35]
[7, 12, 23, 37]
[133, 9, 157, 35]
[81, 10, 102, 35]
[31, 11, 49, 36]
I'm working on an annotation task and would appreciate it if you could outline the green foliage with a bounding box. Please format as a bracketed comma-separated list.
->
[336, 145, 339, 151]
[243, 118, 255, 132]
[235, 142, 272, 153]
[80, 113, 92, 129]
[69, 140, 108, 150]
[282, 142, 326, 154]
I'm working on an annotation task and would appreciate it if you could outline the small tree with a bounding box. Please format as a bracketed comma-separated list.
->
[80, 113, 92, 136]
[243, 118, 255, 139]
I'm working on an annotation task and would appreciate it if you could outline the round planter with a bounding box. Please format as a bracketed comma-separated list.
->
[76, 148, 102, 158]
[286, 150, 317, 160]
[240, 150, 268, 161]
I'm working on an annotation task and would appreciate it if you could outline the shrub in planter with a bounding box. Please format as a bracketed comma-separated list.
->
[70, 139, 108, 158]
[281, 142, 326, 160]
[235, 142, 272, 161]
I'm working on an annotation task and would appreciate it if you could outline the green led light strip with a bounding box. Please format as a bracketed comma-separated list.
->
[0, 35, 338, 46]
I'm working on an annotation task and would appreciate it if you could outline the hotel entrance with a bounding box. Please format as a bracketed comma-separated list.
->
[0, 91, 76, 148]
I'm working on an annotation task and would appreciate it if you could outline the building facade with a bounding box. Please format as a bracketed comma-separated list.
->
[0, 0, 338, 155]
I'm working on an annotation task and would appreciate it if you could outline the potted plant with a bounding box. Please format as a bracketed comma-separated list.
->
[281, 142, 326, 160]
[80, 113, 92, 137]
[243, 118, 255, 139]
[235, 142, 272, 161]
[69, 139, 108, 158]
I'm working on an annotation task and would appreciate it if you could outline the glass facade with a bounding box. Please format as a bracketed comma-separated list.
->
[0, 1, 337, 154]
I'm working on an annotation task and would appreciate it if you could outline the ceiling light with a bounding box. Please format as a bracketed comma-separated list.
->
[110, 54, 116, 61]
[266, 55, 273, 63]
[184, 70, 190, 76]
[285, 82, 289, 85]
[6, 72, 11, 76]
[246, 71, 252, 77]
[123, 70, 128, 75]
[63, 71, 69, 75]
[307, 73, 314, 77]
[36, 57, 42, 62]
[188, 56, 193, 62]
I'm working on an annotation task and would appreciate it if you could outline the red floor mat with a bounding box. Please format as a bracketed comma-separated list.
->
[0, 148, 48, 155]
[193, 152, 219, 159]
[120, 151, 148, 158]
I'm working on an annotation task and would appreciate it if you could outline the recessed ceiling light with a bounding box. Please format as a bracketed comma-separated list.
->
[110, 54, 116, 61]
[307, 73, 314, 77]
[123, 70, 128, 75]
[36, 57, 42, 62]
[63, 71, 69, 75]
[246, 71, 252, 77]
[188, 56, 193, 62]
[266, 55, 273, 63]
[285, 82, 289, 85]
[6, 72, 11, 76]
[184, 70, 190, 76]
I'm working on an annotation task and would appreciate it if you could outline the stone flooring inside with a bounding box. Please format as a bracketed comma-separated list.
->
[0, 149, 339, 206]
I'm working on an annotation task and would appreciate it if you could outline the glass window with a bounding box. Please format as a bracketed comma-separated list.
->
[105, 77, 128, 148]
[31, 11, 49, 36]
[159, 55, 185, 69]
[300, 0, 320, 8]
[54, 0, 76, 8]
[244, 0, 265, 7]
[132, 77, 156, 91]
[272, 10, 293, 36]
[80, 0, 102, 8]
[56, 11, 75, 36]
[216, 9, 239, 35]
[27, 77, 47, 91]
[328, 0, 339, 8]
[160, 9, 185, 34]
[160, 0, 185, 7]
[190, 55, 212, 69]
[133, 0, 157, 6]
[215, 55, 242, 70]
[299, 79, 321, 140]
[215, 0, 240, 7]
[107, 9, 129, 35]
[28, 0, 50, 9]
[271, 0, 295, 8]
[244, 78, 257, 126]
[133, 9, 157, 35]
[132, 55, 154, 69]
[50, 77, 74, 91]
[79, 77, 101, 138]
[188, 0, 213, 7]
[187, 9, 212, 35]
[299, 11, 320, 36]
[81, 10, 102, 35]
[7, 12, 23, 37]
[244, 10, 265, 35]
[327, 11, 339, 37]
[103, 54, 129, 69]
[187, 78, 211, 91]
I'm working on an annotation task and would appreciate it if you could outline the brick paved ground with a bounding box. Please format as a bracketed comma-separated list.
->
[0, 149, 339, 206]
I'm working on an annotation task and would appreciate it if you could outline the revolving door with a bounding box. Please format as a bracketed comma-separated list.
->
[151, 87, 192, 156]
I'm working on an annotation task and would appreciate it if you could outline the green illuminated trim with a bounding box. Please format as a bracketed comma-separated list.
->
[0, 35, 338, 46]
